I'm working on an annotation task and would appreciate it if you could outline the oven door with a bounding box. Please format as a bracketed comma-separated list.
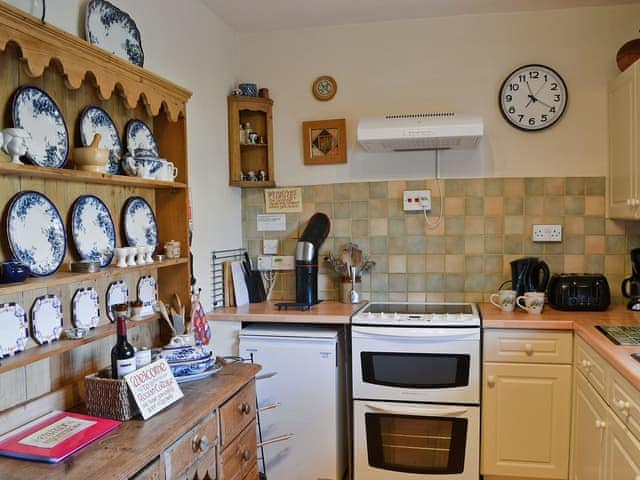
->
[351, 326, 480, 404]
[354, 400, 479, 480]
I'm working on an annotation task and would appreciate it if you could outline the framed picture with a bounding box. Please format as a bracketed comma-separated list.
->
[302, 118, 347, 165]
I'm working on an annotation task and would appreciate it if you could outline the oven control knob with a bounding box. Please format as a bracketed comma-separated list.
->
[367, 312, 373, 319]
[393, 313, 399, 320]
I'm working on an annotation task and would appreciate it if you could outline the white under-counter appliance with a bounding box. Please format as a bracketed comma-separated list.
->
[239, 324, 346, 480]
[351, 302, 481, 480]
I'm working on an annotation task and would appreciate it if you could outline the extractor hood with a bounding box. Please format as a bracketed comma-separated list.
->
[357, 112, 483, 153]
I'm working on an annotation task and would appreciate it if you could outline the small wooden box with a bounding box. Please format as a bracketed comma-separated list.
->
[84, 369, 139, 421]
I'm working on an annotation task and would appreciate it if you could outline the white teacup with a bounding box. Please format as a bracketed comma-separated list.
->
[516, 292, 545, 314]
[157, 160, 178, 181]
[490, 289, 516, 312]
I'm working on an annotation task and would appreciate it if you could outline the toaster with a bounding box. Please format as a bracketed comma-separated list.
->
[547, 274, 610, 311]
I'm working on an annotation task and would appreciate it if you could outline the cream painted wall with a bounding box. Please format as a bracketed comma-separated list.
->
[4, 0, 241, 309]
[238, 5, 640, 185]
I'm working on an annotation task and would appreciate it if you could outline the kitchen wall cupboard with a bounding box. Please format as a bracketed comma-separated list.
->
[482, 329, 573, 480]
[571, 336, 640, 479]
[0, 2, 191, 420]
[227, 95, 275, 187]
[607, 58, 639, 219]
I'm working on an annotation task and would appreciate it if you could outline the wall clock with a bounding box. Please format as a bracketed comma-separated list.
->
[499, 64, 568, 131]
[312, 75, 337, 101]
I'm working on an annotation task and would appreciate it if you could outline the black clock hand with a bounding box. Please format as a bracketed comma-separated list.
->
[526, 80, 535, 96]
[536, 98, 554, 109]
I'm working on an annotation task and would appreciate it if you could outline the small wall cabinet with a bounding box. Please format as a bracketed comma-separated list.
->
[227, 96, 275, 187]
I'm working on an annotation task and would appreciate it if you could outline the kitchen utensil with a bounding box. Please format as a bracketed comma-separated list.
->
[158, 301, 176, 334]
[73, 134, 109, 172]
[510, 257, 550, 297]
[350, 266, 360, 304]
[170, 306, 184, 335]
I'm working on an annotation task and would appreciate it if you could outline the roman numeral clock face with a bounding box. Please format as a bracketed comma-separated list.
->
[499, 64, 568, 131]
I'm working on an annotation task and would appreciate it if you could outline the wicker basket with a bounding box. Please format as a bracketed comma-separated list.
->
[84, 369, 139, 421]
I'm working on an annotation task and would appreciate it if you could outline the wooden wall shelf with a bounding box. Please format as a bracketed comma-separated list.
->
[0, 258, 188, 296]
[0, 314, 159, 376]
[229, 180, 276, 188]
[0, 163, 187, 189]
[0, 3, 191, 121]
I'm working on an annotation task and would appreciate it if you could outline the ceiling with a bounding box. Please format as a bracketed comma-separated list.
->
[202, 0, 640, 33]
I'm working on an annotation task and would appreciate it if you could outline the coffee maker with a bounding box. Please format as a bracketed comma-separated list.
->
[510, 257, 550, 297]
[294, 213, 331, 306]
[622, 248, 640, 310]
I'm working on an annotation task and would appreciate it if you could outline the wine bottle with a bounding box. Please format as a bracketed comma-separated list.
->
[111, 306, 136, 379]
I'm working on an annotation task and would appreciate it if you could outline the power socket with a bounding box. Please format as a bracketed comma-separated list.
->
[403, 190, 431, 211]
[532, 224, 562, 242]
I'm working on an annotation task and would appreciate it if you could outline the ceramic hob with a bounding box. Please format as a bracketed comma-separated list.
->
[351, 302, 480, 327]
[597, 325, 640, 346]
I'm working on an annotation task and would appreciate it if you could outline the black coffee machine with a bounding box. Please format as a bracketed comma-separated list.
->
[295, 213, 331, 306]
[510, 257, 551, 297]
[622, 248, 640, 310]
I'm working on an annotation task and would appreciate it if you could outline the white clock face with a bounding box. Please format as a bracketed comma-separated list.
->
[499, 64, 568, 131]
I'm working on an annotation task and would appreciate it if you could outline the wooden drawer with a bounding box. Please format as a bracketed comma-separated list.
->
[241, 460, 259, 480]
[163, 411, 218, 479]
[574, 335, 609, 399]
[220, 421, 257, 480]
[220, 381, 256, 446]
[174, 448, 217, 480]
[610, 367, 640, 441]
[131, 457, 164, 480]
[484, 329, 573, 364]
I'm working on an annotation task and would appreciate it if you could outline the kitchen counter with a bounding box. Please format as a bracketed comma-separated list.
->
[207, 300, 362, 324]
[480, 303, 640, 389]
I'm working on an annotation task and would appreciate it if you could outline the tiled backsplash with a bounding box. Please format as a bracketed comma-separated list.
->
[242, 177, 640, 304]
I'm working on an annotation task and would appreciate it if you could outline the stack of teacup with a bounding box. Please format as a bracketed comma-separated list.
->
[156, 335, 214, 378]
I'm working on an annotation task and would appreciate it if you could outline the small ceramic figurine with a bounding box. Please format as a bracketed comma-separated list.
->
[1, 128, 30, 164]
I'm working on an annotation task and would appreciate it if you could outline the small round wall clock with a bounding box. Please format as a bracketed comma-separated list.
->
[499, 64, 568, 131]
[312, 75, 337, 101]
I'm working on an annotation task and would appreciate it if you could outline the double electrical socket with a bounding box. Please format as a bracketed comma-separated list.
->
[257, 255, 294, 271]
[532, 224, 562, 242]
[403, 190, 431, 212]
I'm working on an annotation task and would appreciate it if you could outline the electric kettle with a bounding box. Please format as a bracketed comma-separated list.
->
[510, 257, 551, 297]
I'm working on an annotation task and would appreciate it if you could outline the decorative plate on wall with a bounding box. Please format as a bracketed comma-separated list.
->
[31, 294, 63, 345]
[125, 119, 159, 157]
[85, 0, 144, 67]
[106, 280, 129, 323]
[71, 194, 116, 268]
[6, 191, 66, 276]
[123, 196, 158, 250]
[79, 106, 122, 174]
[137, 275, 157, 317]
[11, 86, 69, 168]
[0, 303, 28, 358]
[72, 287, 101, 329]
[312, 75, 337, 101]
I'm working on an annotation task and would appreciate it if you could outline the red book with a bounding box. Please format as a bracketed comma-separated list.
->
[0, 411, 120, 463]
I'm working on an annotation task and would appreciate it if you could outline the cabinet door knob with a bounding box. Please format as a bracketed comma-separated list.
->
[487, 375, 496, 387]
[192, 434, 210, 452]
[524, 343, 533, 355]
[628, 199, 633, 207]
[238, 402, 252, 415]
[580, 359, 592, 369]
[595, 420, 606, 430]
[616, 399, 631, 413]
[241, 448, 252, 462]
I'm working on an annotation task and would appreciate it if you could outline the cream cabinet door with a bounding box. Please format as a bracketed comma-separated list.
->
[605, 408, 640, 480]
[482, 362, 572, 478]
[571, 371, 608, 480]
[607, 61, 637, 219]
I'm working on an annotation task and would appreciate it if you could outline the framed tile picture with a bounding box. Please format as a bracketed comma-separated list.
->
[302, 118, 347, 165]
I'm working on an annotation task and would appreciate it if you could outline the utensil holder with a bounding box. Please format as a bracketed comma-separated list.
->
[84, 369, 139, 421]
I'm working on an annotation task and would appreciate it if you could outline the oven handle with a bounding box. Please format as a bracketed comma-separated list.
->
[366, 403, 469, 417]
[352, 326, 479, 340]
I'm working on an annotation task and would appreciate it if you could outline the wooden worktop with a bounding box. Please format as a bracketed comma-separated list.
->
[207, 300, 363, 324]
[0, 362, 260, 480]
[480, 303, 640, 389]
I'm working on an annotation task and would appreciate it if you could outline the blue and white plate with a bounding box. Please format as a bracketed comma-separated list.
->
[0, 303, 28, 358]
[72, 287, 100, 329]
[11, 86, 69, 168]
[137, 275, 157, 316]
[125, 119, 159, 158]
[175, 363, 222, 384]
[85, 0, 144, 67]
[123, 196, 158, 249]
[106, 280, 129, 322]
[79, 106, 122, 174]
[71, 195, 116, 268]
[7, 191, 66, 277]
[31, 294, 63, 345]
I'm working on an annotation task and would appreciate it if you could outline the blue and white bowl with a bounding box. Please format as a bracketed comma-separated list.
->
[167, 354, 214, 377]
[238, 83, 257, 96]
[159, 345, 210, 363]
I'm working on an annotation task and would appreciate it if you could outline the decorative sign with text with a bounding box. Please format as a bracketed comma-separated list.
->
[125, 359, 184, 419]
[264, 187, 303, 213]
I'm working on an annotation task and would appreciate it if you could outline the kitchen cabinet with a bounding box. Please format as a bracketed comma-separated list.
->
[482, 329, 573, 479]
[227, 95, 275, 187]
[607, 59, 639, 219]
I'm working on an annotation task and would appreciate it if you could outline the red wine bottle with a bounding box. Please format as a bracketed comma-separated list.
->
[111, 307, 136, 379]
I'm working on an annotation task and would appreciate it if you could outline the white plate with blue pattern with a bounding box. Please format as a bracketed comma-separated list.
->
[73, 287, 100, 329]
[85, 0, 144, 67]
[31, 294, 64, 345]
[123, 196, 158, 250]
[0, 303, 28, 357]
[137, 275, 157, 316]
[106, 280, 129, 322]
[71, 194, 116, 268]
[7, 191, 66, 277]
[12, 86, 69, 168]
[79, 106, 122, 175]
[125, 119, 159, 157]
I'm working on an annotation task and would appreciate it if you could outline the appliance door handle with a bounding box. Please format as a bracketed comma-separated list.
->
[352, 326, 479, 340]
[366, 403, 469, 417]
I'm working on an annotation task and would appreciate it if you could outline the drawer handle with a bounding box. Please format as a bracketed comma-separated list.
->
[238, 402, 252, 415]
[524, 343, 533, 355]
[487, 376, 496, 388]
[580, 359, 592, 369]
[192, 434, 210, 453]
[241, 448, 252, 462]
[595, 420, 607, 430]
[616, 400, 631, 413]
